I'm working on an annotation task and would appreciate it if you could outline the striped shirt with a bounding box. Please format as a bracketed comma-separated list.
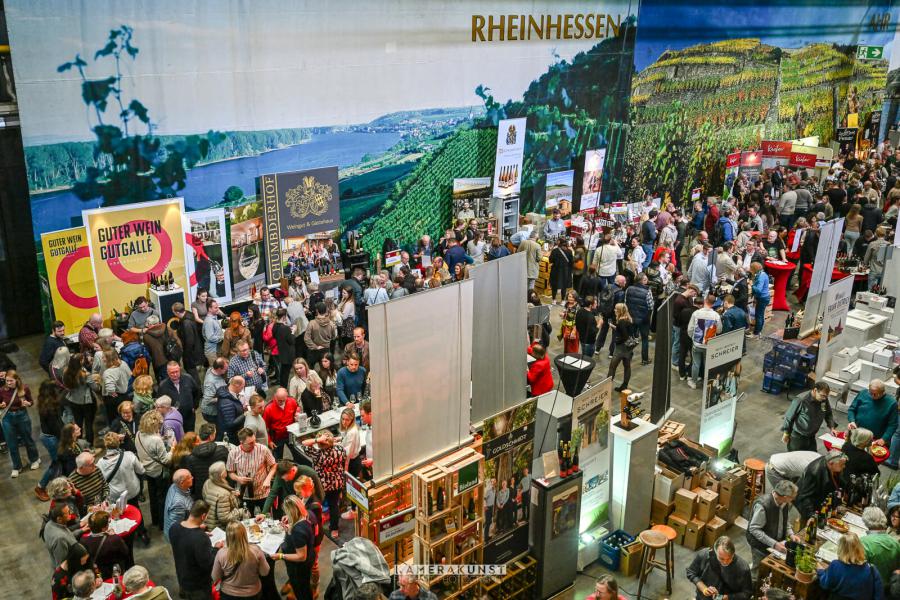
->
[68, 468, 110, 505]
[226, 444, 275, 500]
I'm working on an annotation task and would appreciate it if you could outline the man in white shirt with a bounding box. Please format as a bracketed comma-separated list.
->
[686, 294, 722, 389]
[687, 243, 714, 295]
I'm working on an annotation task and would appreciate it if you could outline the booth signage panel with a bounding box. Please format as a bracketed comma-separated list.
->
[457, 461, 480, 495]
[40, 226, 99, 332]
[492, 117, 527, 198]
[377, 506, 416, 545]
[572, 377, 612, 531]
[699, 329, 744, 455]
[184, 208, 232, 304]
[579, 149, 606, 211]
[345, 472, 369, 511]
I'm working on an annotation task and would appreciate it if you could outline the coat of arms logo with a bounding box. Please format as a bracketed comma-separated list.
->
[284, 176, 331, 219]
[506, 124, 517, 145]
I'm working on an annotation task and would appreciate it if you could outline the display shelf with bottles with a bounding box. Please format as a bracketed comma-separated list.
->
[479, 555, 537, 600]
[489, 196, 521, 240]
[353, 473, 414, 567]
[413, 464, 453, 522]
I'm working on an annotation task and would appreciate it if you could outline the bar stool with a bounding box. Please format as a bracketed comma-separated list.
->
[637, 528, 673, 598]
[743, 458, 766, 505]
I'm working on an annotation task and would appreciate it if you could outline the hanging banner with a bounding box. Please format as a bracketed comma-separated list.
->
[40, 226, 99, 332]
[738, 150, 762, 184]
[492, 118, 527, 198]
[700, 329, 744, 455]
[789, 152, 817, 169]
[836, 127, 858, 156]
[579, 149, 606, 212]
[184, 209, 232, 304]
[723, 152, 741, 197]
[545, 169, 575, 216]
[229, 199, 267, 299]
[761, 140, 792, 171]
[816, 275, 854, 378]
[571, 377, 612, 532]
[82, 199, 188, 321]
[482, 398, 537, 564]
[809, 218, 846, 300]
[259, 166, 341, 282]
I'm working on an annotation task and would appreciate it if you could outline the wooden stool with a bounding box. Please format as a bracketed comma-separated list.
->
[637, 529, 673, 598]
[744, 458, 766, 505]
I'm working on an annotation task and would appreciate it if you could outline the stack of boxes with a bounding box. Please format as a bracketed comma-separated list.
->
[762, 340, 816, 394]
[825, 335, 900, 413]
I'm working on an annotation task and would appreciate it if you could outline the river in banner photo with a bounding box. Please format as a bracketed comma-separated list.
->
[29, 130, 403, 237]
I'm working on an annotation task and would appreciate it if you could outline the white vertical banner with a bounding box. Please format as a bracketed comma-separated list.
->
[816, 275, 855, 377]
[700, 329, 744, 455]
[571, 377, 613, 532]
[579, 149, 607, 211]
[492, 117, 527, 198]
[808, 218, 845, 299]
[183, 208, 233, 304]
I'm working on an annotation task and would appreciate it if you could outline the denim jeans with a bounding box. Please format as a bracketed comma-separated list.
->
[887, 430, 900, 468]
[691, 346, 705, 384]
[641, 243, 653, 268]
[632, 320, 651, 362]
[671, 327, 680, 366]
[754, 299, 768, 335]
[39, 433, 59, 488]
[2, 410, 39, 470]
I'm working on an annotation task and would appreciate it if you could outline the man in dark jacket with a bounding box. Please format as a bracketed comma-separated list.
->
[720, 295, 748, 333]
[157, 362, 201, 434]
[686, 536, 753, 600]
[39, 321, 67, 375]
[795, 450, 848, 520]
[781, 381, 837, 451]
[596, 275, 626, 357]
[861, 199, 884, 234]
[670, 283, 699, 368]
[183, 422, 229, 499]
[272, 308, 296, 388]
[216, 376, 246, 443]
[170, 303, 204, 385]
[574, 296, 599, 357]
[624, 273, 654, 365]
[640, 212, 657, 269]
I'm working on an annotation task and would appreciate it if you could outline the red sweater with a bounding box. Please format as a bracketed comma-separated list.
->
[526, 346, 554, 396]
[263, 397, 298, 442]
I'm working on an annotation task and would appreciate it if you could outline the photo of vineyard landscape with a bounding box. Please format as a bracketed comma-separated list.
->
[625, 0, 900, 202]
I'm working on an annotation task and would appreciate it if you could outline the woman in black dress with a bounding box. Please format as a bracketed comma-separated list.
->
[273, 495, 315, 600]
[548, 238, 573, 303]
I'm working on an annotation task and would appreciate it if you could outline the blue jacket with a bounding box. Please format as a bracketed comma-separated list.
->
[119, 341, 151, 370]
[889, 481, 900, 509]
[817, 561, 883, 600]
[216, 387, 245, 443]
[721, 306, 748, 333]
[444, 245, 473, 274]
[752, 271, 770, 301]
[848, 390, 899, 443]
[717, 216, 735, 242]
[624, 284, 653, 325]
[336, 366, 367, 405]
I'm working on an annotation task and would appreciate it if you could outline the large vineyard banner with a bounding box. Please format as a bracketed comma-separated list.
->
[626, 0, 900, 203]
[5, 0, 637, 326]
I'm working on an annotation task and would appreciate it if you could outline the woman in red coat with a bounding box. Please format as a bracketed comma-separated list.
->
[526, 342, 554, 397]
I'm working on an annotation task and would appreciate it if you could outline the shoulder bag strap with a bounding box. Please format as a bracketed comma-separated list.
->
[103, 450, 126, 483]
[137, 434, 168, 469]
[90, 534, 109, 564]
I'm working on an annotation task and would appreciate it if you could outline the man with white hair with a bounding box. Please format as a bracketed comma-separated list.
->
[860, 507, 900, 585]
[842, 427, 879, 481]
[796, 449, 848, 520]
[78, 312, 104, 357]
[848, 379, 898, 447]
[162, 469, 194, 542]
[71, 569, 101, 600]
[123, 565, 173, 599]
[155, 395, 185, 443]
[67, 451, 109, 506]
[390, 569, 438, 600]
[747, 480, 801, 576]
[765, 450, 820, 489]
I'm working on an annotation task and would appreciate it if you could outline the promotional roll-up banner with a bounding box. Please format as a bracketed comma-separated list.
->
[492, 118, 527, 198]
[259, 166, 341, 282]
[738, 150, 762, 183]
[571, 377, 612, 532]
[723, 152, 741, 197]
[229, 199, 267, 299]
[481, 398, 537, 564]
[789, 152, 817, 169]
[184, 208, 232, 304]
[761, 140, 792, 171]
[545, 169, 575, 216]
[579, 149, 606, 211]
[699, 329, 745, 455]
[836, 127, 858, 156]
[40, 226, 99, 332]
[82, 198, 189, 321]
[816, 275, 854, 378]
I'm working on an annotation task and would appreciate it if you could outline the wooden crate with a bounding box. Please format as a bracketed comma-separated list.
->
[757, 555, 824, 599]
[413, 464, 453, 522]
[415, 505, 463, 544]
[657, 420, 685, 446]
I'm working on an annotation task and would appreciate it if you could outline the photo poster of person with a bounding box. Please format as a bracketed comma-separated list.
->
[760, 140, 792, 172]
[571, 377, 612, 532]
[228, 199, 267, 299]
[280, 229, 344, 284]
[544, 169, 575, 217]
[723, 152, 740, 198]
[551, 484, 580, 540]
[738, 150, 762, 184]
[700, 329, 744, 455]
[610, 202, 628, 224]
[579, 149, 606, 212]
[480, 398, 537, 564]
[184, 208, 232, 304]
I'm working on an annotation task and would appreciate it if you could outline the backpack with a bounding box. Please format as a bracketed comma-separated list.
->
[163, 329, 183, 363]
[598, 286, 617, 317]
[712, 220, 726, 247]
[131, 355, 149, 377]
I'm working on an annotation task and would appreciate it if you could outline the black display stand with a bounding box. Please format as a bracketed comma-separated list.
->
[553, 353, 595, 397]
[529, 472, 583, 599]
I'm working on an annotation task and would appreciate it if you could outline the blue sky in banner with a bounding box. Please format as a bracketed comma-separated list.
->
[634, 0, 900, 70]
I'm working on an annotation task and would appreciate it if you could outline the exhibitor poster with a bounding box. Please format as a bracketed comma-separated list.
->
[492, 118, 527, 198]
[723, 152, 740, 198]
[761, 140, 791, 172]
[184, 209, 232, 304]
[40, 227, 99, 332]
[482, 398, 536, 564]
[700, 329, 744, 455]
[816, 275, 854, 378]
[229, 199, 266, 299]
[836, 127, 858, 156]
[545, 170, 575, 216]
[260, 166, 341, 282]
[82, 199, 188, 319]
[571, 377, 612, 532]
[738, 150, 762, 184]
[579, 149, 607, 211]
[789, 152, 817, 179]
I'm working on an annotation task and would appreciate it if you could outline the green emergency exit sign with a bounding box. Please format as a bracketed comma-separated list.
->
[857, 45, 884, 60]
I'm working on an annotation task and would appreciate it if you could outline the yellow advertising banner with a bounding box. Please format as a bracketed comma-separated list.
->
[40, 226, 99, 332]
[82, 199, 189, 321]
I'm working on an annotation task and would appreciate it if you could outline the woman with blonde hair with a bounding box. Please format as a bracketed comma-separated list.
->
[272, 495, 314, 600]
[606, 303, 633, 392]
[170, 431, 199, 470]
[817, 532, 883, 598]
[338, 407, 362, 479]
[288, 358, 311, 399]
[204, 461, 249, 530]
[212, 521, 270, 599]
[301, 432, 346, 538]
[49, 345, 70, 389]
[131, 374, 154, 417]
[135, 410, 170, 531]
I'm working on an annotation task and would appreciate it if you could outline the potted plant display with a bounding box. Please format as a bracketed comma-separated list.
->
[794, 546, 816, 583]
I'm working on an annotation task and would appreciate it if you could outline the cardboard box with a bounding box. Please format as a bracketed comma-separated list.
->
[718, 475, 746, 522]
[666, 515, 687, 545]
[875, 348, 893, 367]
[683, 518, 706, 550]
[654, 467, 686, 503]
[619, 540, 643, 578]
[651, 499, 674, 525]
[840, 360, 862, 383]
[703, 516, 727, 547]
[695, 489, 719, 522]
[673, 489, 698, 520]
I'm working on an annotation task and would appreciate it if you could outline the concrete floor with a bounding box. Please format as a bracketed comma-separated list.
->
[2, 293, 893, 599]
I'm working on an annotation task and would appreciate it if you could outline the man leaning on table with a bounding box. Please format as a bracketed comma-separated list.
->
[746, 480, 801, 578]
[686, 536, 753, 600]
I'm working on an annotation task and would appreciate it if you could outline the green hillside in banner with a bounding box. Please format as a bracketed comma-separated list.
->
[626, 38, 887, 202]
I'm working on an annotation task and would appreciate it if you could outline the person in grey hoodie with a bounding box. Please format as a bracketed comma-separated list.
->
[782, 381, 838, 451]
[202, 300, 224, 367]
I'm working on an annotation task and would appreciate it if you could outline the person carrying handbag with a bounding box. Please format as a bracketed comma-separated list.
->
[607, 304, 634, 392]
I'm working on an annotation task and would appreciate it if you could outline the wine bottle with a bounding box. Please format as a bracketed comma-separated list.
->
[428, 490, 434, 513]
[804, 517, 817, 545]
[436, 487, 445, 511]
[467, 496, 476, 520]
